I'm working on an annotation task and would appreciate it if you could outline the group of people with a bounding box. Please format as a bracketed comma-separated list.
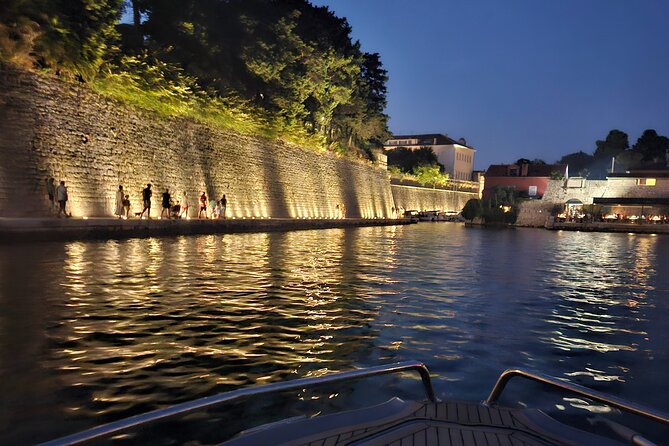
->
[45, 177, 71, 217]
[115, 184, 228, 220]
[45, 178, 229, 220]
[196, 191, 228, 219]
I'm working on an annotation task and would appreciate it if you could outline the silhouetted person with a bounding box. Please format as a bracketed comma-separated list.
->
[221, 194, 227, 219]
[115, 185, 124, 218]
[140, 183, 152, 219]
[55, 180, 70, 218]
[161, 188, 171, 219]
[122, 194, 131, 218]
[198, 192, 208, 219]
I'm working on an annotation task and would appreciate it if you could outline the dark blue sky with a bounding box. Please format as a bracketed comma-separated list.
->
[310, 0, 669, 169]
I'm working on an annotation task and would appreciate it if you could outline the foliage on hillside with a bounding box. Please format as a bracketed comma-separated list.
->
[0, 0, 389, 157]
[386, 146, 450, 187]
[559, 129, 669, 178]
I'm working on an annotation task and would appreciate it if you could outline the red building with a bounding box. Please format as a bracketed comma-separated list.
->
[483, 163, 568, 200]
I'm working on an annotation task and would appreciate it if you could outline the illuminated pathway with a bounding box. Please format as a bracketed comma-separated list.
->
[0, 217, 414, 242]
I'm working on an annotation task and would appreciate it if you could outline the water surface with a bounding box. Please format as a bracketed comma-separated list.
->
[0, 224, 667, 444]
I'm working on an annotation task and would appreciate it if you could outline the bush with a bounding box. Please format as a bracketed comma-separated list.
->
[461, 199, 481, 221]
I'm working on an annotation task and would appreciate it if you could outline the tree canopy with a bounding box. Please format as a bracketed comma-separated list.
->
[0, 0, 124, 79]
[633, 129, 669, 166]
[558, 151, 594, 177]
[386, 147, 442, 173]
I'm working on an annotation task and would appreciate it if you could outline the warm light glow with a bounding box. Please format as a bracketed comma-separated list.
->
[82, 216, 88, 220]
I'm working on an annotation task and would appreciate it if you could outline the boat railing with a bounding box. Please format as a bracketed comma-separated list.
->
[40, 360, 435, 446]
[485, 368, 669, 426]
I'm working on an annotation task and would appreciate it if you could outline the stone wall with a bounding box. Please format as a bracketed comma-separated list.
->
[515, 177, 669, 226]
[603, 177, 669, 198]
[515, 180, 602, 227]
[390, 184, 476, 212]
[0, 65, 395, 218]
[542, 178, 609, 203]
[514, 200, 556, 227]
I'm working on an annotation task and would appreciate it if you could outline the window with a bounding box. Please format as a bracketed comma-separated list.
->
[636, 178, 656, 186]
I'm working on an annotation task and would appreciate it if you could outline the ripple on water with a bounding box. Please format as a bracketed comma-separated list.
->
[0, 226, 667, 444]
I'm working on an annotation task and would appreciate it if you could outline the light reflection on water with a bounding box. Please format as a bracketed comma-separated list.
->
[0, 225, 668, 444]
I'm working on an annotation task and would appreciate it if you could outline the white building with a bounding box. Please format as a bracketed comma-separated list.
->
[384, 133, 476, 181]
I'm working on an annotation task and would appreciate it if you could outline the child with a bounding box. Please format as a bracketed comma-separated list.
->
[122, 194, 131, 218]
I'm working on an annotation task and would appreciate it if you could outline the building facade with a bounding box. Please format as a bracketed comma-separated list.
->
[384, 134, 476, 181]
[483, 163, 568, 200]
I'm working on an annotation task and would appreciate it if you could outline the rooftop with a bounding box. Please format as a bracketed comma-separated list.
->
[485, 163, 567, 177]
[385, 133, 473, 149]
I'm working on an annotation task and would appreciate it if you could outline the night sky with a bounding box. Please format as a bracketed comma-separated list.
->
[310, 0, 669, 170]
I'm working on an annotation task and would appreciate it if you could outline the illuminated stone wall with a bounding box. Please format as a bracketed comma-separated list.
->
[515, 177, 669, 226]
[516, 180, 609, 226]
[390, 184, 477, 212]
[0, 66, 394, 219]
[541, 179, 609, 204]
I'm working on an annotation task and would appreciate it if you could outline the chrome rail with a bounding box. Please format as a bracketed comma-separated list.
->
[485, 368, 669, 426]
[41, 360, 435, 446]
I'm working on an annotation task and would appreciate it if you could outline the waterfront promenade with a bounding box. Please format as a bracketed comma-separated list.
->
[547, 220, 669, 234]
[0, 217, 413, 242]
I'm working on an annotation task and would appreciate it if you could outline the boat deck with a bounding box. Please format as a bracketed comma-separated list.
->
[223, 399, 623, 446]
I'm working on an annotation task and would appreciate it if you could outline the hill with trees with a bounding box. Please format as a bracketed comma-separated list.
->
[558, 129, 669, 178]
[0, 0, 389, 159]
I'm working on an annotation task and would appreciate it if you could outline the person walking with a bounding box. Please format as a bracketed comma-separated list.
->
[115, 185, 125, 219]
[198, 192, 208, 219]
[221, 194, 227, 219]
[55, 180, 70, 218]
[45, 177, 56, 213]
[179, 191, 189, 219]
[140, 183, 152, 219]
[161, 188, 172, 219]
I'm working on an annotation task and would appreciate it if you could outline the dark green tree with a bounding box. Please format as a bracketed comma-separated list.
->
[587, 129, 629, 178]
[558, 151, 594, 177]
[386, 147, 443, 173]
[461, 199, 481, 221]
[131, 0, 388, 156]
[594, 129, 629, 160]
[633, 129, 669, 166]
